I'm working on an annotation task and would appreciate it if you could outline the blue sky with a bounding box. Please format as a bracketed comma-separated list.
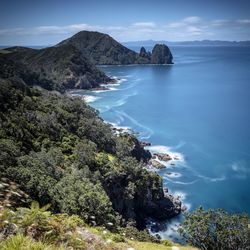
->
[0, 0, 250, 45]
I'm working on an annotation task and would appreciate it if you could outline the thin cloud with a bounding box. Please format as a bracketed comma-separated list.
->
[182, 16, 202, 23]
[237, 19, 250, 24]
[0, 17, 250, 44]
[131, 22, 156, 28]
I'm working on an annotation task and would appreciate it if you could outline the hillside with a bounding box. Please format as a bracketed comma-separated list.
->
[1, 44, 112, 91]
[57, 31, 150, 65]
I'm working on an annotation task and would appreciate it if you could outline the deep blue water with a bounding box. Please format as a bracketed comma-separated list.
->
[70, 46, 250, 239]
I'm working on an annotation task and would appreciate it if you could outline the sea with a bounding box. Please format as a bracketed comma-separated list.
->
[69, 45, 250, 240]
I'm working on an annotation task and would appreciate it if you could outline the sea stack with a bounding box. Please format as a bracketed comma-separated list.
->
[139, 46, 151, 58]
[151, 44, 173, 64]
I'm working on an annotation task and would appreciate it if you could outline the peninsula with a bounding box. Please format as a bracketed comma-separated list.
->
[0, 31, 173, 92]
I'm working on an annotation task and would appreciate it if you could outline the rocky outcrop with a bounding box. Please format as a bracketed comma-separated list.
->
[149, 159, 166, 169]
[152, 153, 172, 161]
[135, 178, 181, 227]
[131, 137, 152, 163]
[139, 46, 151, 59]
[139, 46, 147, 57]
[151, 44, 173, 64]
[105, 164, 181, 229]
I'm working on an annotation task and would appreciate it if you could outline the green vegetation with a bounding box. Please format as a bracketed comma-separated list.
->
[0, 44, 111, 91]
[0, 202, 194, 250]
[179, 207, 250, 250]
[1, 71, 249, 250]
[0, 202, 114, 249]
[0, 77, 174, 231]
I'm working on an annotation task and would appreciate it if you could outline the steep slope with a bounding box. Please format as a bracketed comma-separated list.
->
[1, 44, 112, 91]
[57, 31, 151, 65]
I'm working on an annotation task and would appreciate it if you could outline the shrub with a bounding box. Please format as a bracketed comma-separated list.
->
[179, 207, 250, 250]
[121, 226, 159, 243]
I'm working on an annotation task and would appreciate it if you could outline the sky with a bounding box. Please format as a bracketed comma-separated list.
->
[0, 0, 250, 45]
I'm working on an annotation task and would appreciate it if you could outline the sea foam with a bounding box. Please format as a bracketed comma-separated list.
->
[83, 95, 101, 103]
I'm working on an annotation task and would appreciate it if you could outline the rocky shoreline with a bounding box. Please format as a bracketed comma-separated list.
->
[109, 123, 186, 215]
[80, 80, 186, 218]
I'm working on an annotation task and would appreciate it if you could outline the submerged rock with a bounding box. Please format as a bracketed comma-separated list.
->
[149, 159, 166, 169]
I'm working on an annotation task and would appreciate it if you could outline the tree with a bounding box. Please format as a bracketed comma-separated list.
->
[53, 174, 116, 226]
[179, 207, 250, 250]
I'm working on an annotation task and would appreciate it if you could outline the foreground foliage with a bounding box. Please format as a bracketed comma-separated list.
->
[179, 207, 250, 250]
[0, 202, 181, 250]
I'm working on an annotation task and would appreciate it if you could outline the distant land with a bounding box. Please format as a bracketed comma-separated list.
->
[1, 39, 250, 50]
[0, 45, 47, 49]
[123, 40, 250, 47]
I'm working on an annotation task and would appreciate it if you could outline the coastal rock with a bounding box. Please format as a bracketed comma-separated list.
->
[139, 47, 150, 59]
[140, 141, 151, 147]
[139, 46, 147, 57]
[151, 44, 173, 64]
[131, 137, 152, 163]
[149, 159, 166, 169]
[181, 205, 188, 211]
[153, 153, 172, 161]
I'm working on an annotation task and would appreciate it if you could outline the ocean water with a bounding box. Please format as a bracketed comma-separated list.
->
[70, 46, 250, 239]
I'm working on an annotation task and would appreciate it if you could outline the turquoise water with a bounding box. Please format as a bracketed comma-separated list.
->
[70, 46, 250, 238]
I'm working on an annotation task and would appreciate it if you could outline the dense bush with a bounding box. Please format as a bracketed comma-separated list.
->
[179, 207, 250, 250]
[0, 78, 166, 229]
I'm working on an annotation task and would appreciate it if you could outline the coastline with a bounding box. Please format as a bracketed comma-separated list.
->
[67, 76, 188, 213]
[67, 72, 192, 241]
[105, 121, 188, 242]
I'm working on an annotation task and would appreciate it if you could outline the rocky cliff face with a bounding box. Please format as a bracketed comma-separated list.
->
[104, 162, 181, 229]
[151, 44, 173, 64]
